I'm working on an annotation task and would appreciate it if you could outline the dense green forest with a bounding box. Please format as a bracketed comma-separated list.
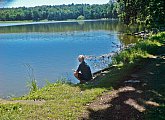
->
[0, 3, 120, 21]
[117, 0, 165, 27]
[0, 0, 164, 28]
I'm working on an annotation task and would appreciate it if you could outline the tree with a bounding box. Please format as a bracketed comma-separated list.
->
[32, 10, 40, 21]
[117, 0, 165, 27]
[0, 3, 120, 21]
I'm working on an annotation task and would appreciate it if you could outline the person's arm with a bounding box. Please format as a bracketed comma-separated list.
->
[74, 64, 81, 76]
[76, 63, 81, 73]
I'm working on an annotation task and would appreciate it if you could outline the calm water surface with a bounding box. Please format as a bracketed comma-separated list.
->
[0, 20, 139, 98]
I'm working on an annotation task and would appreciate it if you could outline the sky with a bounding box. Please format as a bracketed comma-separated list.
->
[0, 0, 109, 8]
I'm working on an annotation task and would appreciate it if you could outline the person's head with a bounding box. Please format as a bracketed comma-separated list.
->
[78, 55, 84, 62]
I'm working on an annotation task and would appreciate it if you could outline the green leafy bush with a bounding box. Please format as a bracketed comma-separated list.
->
[112, 47, 147, 64]
[112, 32, 165, 65]
[77, 15, 85, 20]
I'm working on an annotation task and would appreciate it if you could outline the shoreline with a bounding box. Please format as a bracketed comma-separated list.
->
[0, 19, 117, 27]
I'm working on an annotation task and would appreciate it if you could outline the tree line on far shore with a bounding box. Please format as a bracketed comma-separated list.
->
[0, 0, 164, 28]
[0, 3, 120, 21]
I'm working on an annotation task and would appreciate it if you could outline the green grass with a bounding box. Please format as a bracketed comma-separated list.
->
[0, 61, 137, 120]
[1, 83, 106, 119]
[0, 62, 134, 119]
[0, 32, 165, 119]
[112, 33, 164, 65]
[112, 47, 148, 64]
[0, 104, 22, 120]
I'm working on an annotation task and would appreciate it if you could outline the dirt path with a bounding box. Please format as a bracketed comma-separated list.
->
[80, 86, 145, 120]
[79, 55, 165, 120]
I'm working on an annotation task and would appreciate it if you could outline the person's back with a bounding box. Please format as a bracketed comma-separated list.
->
[77, 61, 92, 81]
[74, 55, 92, 83]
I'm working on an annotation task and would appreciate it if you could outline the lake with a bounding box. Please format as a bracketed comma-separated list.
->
[0, 20, 139, 98]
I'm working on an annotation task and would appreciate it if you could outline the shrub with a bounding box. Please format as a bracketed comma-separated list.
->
[112, 47, 147, 64]
[150, 32, 165, 43]
[77, 15, 85, 20]
[112, 32, 165, 65]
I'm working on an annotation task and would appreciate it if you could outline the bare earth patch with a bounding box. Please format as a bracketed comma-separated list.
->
[79, 57, 164, 120]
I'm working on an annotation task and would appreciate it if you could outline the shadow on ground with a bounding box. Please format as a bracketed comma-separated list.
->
[80, 56, 165, 120]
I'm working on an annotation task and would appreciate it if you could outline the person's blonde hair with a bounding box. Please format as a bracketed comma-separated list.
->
[78, 55, 84, 61]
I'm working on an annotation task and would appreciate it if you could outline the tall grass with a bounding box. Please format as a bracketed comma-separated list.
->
[24, 64, 38, 93]
[27, 80, 38, 93]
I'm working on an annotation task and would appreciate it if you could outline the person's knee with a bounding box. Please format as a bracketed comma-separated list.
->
[74, 72, 78, 77]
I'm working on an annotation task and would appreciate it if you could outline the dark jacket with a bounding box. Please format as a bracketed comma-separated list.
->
[77, 61, 92, 81]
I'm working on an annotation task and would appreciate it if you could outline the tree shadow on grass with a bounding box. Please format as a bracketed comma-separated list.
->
[78, 56, 165, 120]
[82, 89, 145, 120]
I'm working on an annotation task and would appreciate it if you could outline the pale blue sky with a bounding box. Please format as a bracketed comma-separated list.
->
[5, 0, 109, 8]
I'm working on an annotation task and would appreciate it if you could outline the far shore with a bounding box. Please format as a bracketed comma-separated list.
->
[0, 19, 117, 27]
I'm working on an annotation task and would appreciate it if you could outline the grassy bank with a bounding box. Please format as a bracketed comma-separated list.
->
[112, 32, 165, 119]
[0, 32, 165, 119]
[0, 64, 132, 120]
[112, 33, 164, 65]
[0, 60, 137, 119]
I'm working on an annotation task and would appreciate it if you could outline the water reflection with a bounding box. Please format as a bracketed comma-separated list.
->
[0, 20, 142, 45]
[0, 20, 120, 33]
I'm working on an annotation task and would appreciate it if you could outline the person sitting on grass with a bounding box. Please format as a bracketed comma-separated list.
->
[74, 55, 92, 84]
